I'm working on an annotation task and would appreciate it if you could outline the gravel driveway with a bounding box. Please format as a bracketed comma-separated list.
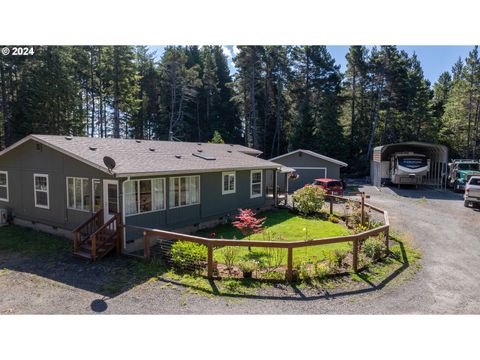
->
[1, 184, 479, 314]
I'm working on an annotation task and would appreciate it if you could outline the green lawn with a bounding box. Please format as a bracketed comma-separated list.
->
[196, 209, 351, 266]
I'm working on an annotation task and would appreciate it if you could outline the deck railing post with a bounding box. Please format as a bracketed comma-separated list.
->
[143, 231, 151, 260]
[207, 245, 213, 279]
[286, 247, 293, 282]
[353, 239, 359, 272]
[73, 232, 78, 253]
[116, 216, 122, 255]
[91, 234, 97, 261]
[329, 197, 333, 215]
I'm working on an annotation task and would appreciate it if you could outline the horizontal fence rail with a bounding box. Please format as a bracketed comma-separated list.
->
[121, 193, 390, 281]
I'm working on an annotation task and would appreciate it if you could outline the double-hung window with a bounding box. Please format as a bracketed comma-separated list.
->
[67, 177, 91, 211]
[0, 171, 8, 202]
[222, 171, 236, 195]
[124, 178, 165, 216]
[250, 170, 263, 198]
[34, 174, 49, 209]
[169, 175, 200, 208]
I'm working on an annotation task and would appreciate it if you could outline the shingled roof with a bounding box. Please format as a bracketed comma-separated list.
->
[0, 135, 281, 177]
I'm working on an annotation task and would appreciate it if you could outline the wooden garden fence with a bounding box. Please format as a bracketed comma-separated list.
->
[121, 193, 390, 281]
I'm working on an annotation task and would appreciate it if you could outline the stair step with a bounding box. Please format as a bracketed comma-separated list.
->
[81, 241, 115, 251]
[74, 251, 92, 260]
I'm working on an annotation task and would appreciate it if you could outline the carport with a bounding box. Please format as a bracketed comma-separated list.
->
[371, 141, 449, 189]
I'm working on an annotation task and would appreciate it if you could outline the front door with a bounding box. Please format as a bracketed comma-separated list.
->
[103, 180, 119, 225]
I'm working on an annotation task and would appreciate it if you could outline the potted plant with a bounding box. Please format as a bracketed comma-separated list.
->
[239, 260, 257, 279]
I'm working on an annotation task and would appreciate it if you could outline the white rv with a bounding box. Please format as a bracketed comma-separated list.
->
[390, 152, 430, 187]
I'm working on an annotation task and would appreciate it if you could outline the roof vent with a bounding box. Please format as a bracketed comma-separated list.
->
[227, 150, 232, 153]
[175, 154, 182, 159]
[197, 143, 202, 146]
[89, 146, 97, 151]
[65, 136, 73, 140]
[149, 148, 155, 152]
[136, 140, 141, 143]
[197, 149, 203, 153]
[193, 152, 216, 161]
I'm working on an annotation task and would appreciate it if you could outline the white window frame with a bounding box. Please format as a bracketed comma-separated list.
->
[123, 178, 166, 217]
[250, 170, 263, 199]
[169, 175, 201, 209]
[222, 171, 236, 195]
[0, 171, 8, 202]
[33, 173, 50, 209]
[66, 177, 91, 212]
[92, 179, 101, 213]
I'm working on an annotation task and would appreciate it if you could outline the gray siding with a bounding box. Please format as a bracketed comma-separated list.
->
[123, 170, 268, 240]
[0, 139, 113, 232]
[271, 151, 342, 192]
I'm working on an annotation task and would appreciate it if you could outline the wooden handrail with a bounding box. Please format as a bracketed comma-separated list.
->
[89, 213, 120, 260]
[73, 208, 103, 233]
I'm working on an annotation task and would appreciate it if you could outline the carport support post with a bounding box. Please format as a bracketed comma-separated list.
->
[352, 239, 359, 272]
[286, 247, 293, 282]
[207, 245, 213, 279]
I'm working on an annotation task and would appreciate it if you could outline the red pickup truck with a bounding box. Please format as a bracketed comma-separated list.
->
[311, 178, 344, 195]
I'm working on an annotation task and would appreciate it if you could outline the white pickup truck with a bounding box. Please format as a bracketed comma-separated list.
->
[464, 176, 480, 208]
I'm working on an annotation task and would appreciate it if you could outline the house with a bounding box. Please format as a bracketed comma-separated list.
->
[269, 149, 348, 192]
[0, 135, 283, 258]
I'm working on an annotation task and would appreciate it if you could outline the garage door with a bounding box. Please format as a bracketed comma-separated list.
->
[288, 167, 327, 192]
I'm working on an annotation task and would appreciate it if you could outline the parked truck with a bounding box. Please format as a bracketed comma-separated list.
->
[448, 159, 480, 192]
[464, 176, 480, 208]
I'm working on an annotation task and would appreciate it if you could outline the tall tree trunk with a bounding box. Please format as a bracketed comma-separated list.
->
[350, 65, 356, 159]
[250, 61, 258, 149]
[90, 48, 95, 137]
[0, 60, 9, 149]
[113, 47, 120, 138]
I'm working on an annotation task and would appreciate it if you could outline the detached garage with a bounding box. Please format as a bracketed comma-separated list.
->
[270, 149, 348, 192]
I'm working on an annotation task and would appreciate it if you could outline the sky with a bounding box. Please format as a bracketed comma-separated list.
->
[149, 45, 475, 84]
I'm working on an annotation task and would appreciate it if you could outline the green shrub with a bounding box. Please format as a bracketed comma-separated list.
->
[265, 248, 285, 271]
[298, 262, 312, 283]
[292, 186, 325, 215]
[363, 236, 387, 262]
[314, 262, 331, 280]
[328, 214, 340, 223]
[325, 249, 348, 270]
[238, 260, 257, 274]
[222, 246, 239, 273]
[169, 241, 207, 272]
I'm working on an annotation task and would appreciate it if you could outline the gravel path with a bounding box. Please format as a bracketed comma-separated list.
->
[1, 184, 479, 314]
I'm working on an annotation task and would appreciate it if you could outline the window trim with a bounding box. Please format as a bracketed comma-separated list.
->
[0, 171, 9, 202]
[169, 175, 201, 209]
[123, 177, 166, 217]
[92, 179, 101, 213]
[33, 173, 50, 209]
[66, 177, 91, 212]
[250, 170, 263, 199]
[222, 171, 236, 195]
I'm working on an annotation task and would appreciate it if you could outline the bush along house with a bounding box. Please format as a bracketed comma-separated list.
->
[0, 135, 285, 259]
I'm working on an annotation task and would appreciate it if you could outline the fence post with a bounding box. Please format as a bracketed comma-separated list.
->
[385, 228, 390, 253]
[352, 239, 359, 272]
[143, 231, 150, 260]
[207, 245, 214, 279]
[286, 247, 293, 282]
[329, 197, 333, 215]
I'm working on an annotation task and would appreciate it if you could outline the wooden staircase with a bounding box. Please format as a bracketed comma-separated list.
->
[72, 209, 121, 261]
